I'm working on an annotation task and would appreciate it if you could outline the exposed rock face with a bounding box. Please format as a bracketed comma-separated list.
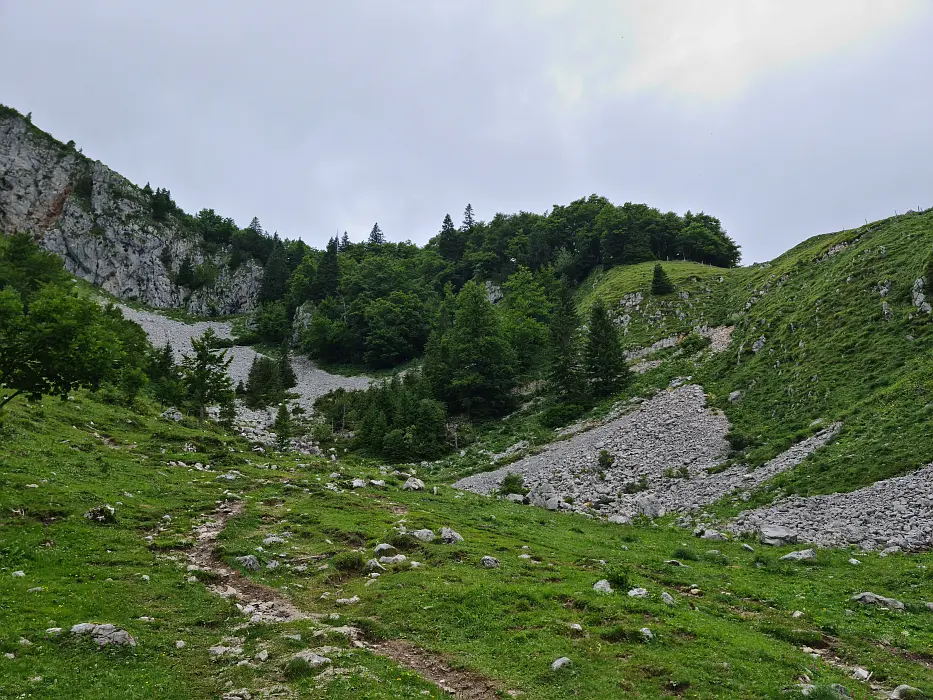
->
[0, 110, 261, 314]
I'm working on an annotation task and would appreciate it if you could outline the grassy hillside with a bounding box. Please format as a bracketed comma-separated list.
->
[2, 392, 932, 699]
[569, 210, 933, 503]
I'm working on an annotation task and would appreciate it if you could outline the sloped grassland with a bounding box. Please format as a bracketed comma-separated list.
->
[579, 210, 933, 504]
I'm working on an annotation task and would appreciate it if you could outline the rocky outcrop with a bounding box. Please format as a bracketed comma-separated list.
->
[0, 109, 261, 314]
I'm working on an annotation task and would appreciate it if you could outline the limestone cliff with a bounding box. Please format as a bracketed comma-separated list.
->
[0, 107, 260, 314]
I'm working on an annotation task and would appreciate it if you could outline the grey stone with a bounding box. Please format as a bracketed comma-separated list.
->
[410, 529, 435, 542]
[640, 627, 654, 642]
[402, 477, 425, 491]
[235, 555, 260, 570]
[71, 623, 136, 647]
[759, 525, 798, 546]
[661, 592, 675, 605]
[373, 543, 395, 554]
[290, 650, 331, 668]
[851, 592, 904, 610]
[780, 549, 816, 562]
[480, 556, 500, 569]
[551, 656, 572, 671]
[593, 579, 613, 594]
[627, 587, 649, 598]
[440, 527, 463, 544]
[379, 554, 407, 565]
[890, 684, 922, 699]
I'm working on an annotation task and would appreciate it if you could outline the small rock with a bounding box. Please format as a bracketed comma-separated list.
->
[741, 544, 755, 553]
[351, 479, 367, 489]
[890, 685, 922, 699]
[411, 529, 435, 542]
[480, 556, 500, 569]
[11, 571, 25, 578]
[593, 579, 613, 594]
[759, 524, 797, 546]
[569, 623, 583, 632]
[255, 649, 269, 662]
[373, 543, 395, 554]
[551, 657, 572, 671]
[235, 555, 260, 570]
[402, 478, 425, 491]
[851, 592, 904, 610]
[336, 596, 360, 605]
[628, 588, 649, 599]
[661, 592, 675, 605]
[848, 558, 861, 566]
[27, 587, 44, 593]
[640, 627, 654, 642]
[792, 611, 804, 619]
[46, 628, 62, 636]
[365, 559, 386, 572]
[780, 549, 816, 562]
[380, 554, 407, 565]
[290, 650, 331, 668]
[176, 640, 186, 649]
[440, 527, 463, 544]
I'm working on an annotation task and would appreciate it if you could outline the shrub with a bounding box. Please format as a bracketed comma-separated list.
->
[679, 332, 711, 355]
[725, 430, 754, 453]
[332, 551, 364, 572]
[539, 403, 584, 429]
[601, 562, 632, 589]
[597, 449, 615, 470]
[651, 263, 675, 295]
[622, 474, 649, 494]
[499, 472, 527, 495]
[601, 625, 641, 643]
[671, 546, 699, 561]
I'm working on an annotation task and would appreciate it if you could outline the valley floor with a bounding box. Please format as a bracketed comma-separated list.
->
[2, 394, 933, 699]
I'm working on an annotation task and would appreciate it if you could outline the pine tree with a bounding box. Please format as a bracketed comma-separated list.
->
[651, 263, 675, 295]
[548, 282, 586, 404]
[461, 203, 475, 231]
[437, 213, 464, 262]
[245, 355, 282, 408]
[272, 402, 292, 450]
[180, 328, 233, 425]
[339, 231, 350, 251]
[584, 297, 628, 398]
[311, 237, 340, 301]
[426, 280, 517, 416]
[259, 240, 288, 303]
[368, 223, 385, 245]
[247, 217, 263, 235]
[279, 342, 297, 389]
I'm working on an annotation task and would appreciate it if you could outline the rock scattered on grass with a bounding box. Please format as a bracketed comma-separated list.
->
[402, 478, 425, 491]
[628, 588, 649, 598]
[889, 685, 922, 699]
[481, 556, 500, 569]
[71, 623, 136, 647]
[551, 657, 572, 671]
[411, 529, 435, 542]
[640, 628, 654, 642]
[441, 527, 463, 544]
[84, 505, 116, 524]
[235, 555, 260, 570]
[593, 580, 613, 594]
[780, 549, 816, 562]
[759, 525, 797, 546]
[336, 596, 360, 605]
[851, 592, 904, 610]
[379, 554, 407, 565]
[661, 592, 675, 605]
[11, 571, 24, 578]
[175, 640, 186, 649]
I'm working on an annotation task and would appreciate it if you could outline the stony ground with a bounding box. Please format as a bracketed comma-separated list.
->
[118, 305, 371, 418]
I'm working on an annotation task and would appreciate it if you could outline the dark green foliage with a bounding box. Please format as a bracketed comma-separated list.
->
[651, 263, 675, 295]
[598, 449, 615, 470]
[279, 343, 297, 389]
[538, 403, 584, 429]
[368, 222, 385, 245]
[244, 356, 282, 409]
[548, 282, 586, 404]
[146, 342, 184, 407]
[601, 562, 632, 588]
[622, 474, 649, 494]
[679, 332, 712, 354]
[180, 328, 233, 424]
[424, 280, 517, 417]
[260, 240, 288, 303]
[0, 235, 134, 411]
[150, 187, 176, 221]
[315, 372, 448, 461]
[176, 256, 196, 288]
[502, 267, 553, 376]
[272, 402, 292, 450]
[671, 546, 700, 561]
[310, 237, 340, 302]
[193, 209, 238, 249]
[72, 171, 93, 203]
[499, 472, 527, 495]
[332, 551, 365, 572]
[584, 297, 628, 398]
[254, 301, 290, 344]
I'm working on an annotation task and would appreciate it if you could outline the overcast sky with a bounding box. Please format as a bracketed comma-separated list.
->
[2, 1, 932, 263]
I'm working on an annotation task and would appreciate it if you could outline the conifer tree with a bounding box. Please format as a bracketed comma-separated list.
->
[461, 203, 475, 231]
[651, 263, 675, 295]
[437, 213, 464, 262]
[245, 355, 282, 408]
[339, 231, 350, 251]
[272, 402, 292, 450]
[260, 240, 288, 303]
[279, 342, 297, 389]
[368, 223, 385, 245]
[247, 217, 263, 235]
[181, 328, 233, 425]
[548, 282, 585, 404]
[311, 237, 340, 301]
[583, 297, 628, 398]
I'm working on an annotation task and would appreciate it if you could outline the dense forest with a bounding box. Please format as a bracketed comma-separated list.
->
[212, 194, 740, 371]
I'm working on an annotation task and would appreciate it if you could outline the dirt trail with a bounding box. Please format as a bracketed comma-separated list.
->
[189, 500, 503, 699]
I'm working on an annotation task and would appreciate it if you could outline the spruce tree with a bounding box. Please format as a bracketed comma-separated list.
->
[548, 282, 585, 404]
[279, 342, 297, 389]
[180, 328, 233, 425]
[461, 203, 475, 231]
[437, 213, 463, 262]
[584, 297, 628, 398]
[272, 402, 292, 450]
[339, 231, 350, 251]
[368, 223, 385, 245]
[311, 237, 340, 301]
[247, 217, 263, 235]
[260, 240, 288, 303]
[245, 355, 282, 408]
[651, 263, 675, 295]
